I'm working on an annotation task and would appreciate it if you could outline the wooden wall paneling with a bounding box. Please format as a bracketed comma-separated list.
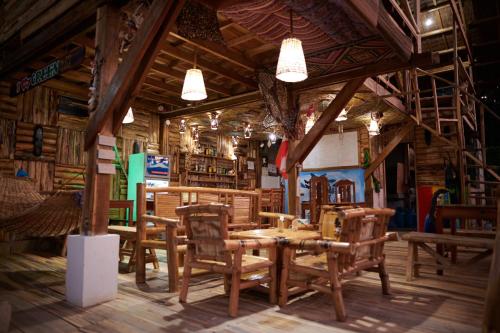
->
[15, 122, 57, 161]
[0, 81, 18, 120]
[56, 127, 87, 166]
[0, 159, 14, 177]
[16, 86, 58, 125]
[14, 160, 54, 192]
[57, 113, 88, 130]
[414, 127, 457, 186]
[0, 119, 16, 159]
[54, 164, 85, 190]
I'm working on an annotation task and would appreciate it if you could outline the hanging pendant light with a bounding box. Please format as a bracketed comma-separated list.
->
[209, 112, 219, 130]
[269, 132, 277, 144]
[182, 51, 207, 101]
[192, 126, 200, 141]
[244, 123, 252, 139]
[368, 113, 381, 136]
[122, 107, 135, 124]
[276, 9, 308, 83]
[179, 119, 186, 134]
[335, 108, 348, 136]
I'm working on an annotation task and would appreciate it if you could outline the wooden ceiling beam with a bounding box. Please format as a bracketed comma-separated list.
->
[161, 44, 256, 88]
[344, 0, 413, 61]
[169, 31, 257, 71]
[364, 122, 414, 180]
[150, 62, 231, 96]
[86, 0, 186, 148]
[143, 77, 182, 95]
[161, 90, 262, 118]
[287, 77, 366, 172]
[364, 77, 405, 112]
[0, 0, 105, 77]
[294, 52, 439, 92]
[139, 91, 185, 107]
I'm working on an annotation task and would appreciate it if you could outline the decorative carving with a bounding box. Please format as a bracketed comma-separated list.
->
[118, 0, 153, 61]
[256, 70, 300, 139]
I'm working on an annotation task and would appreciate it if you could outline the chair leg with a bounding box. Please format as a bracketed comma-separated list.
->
[223, 274, 231, 295]
[327, 254, 346, 322]
[179, 249, 192, 303]
[268, 247, 277, 305]
[278, 248, 291, 307]
[378, 259, 390, 295]
[150, 249, 160, 270]
[228, 270, 241, 317]
[135, 244, 146, 284]
[406, 241, 415, 281]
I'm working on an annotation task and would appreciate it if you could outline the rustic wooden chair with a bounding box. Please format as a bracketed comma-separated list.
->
[176, 204, 278, 317]
[229, 193, 260, 230]
[309, 176, 330, 226]
[334, 179, 356, 203]
[279, 207, 396, 321]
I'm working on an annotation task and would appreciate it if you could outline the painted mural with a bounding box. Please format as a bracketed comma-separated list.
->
[300, 168, 365, 203]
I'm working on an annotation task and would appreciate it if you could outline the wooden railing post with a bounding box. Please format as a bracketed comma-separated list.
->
[135, 182, 146, 283]
[166, 224, 178, 292]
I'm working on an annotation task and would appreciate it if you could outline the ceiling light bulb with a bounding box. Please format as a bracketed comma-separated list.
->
[122, 107, 134, 124]
[181, 68, 207, 101]
[209, 113, 218, 130]
[244, 125, 251, 139]
[424, 18, 433, 27]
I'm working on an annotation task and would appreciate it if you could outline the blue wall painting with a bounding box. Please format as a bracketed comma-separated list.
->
[300, 168, 365, 203]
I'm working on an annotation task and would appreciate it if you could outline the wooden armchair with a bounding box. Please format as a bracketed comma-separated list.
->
[176, 204, 278, 317]
[279, 208, 396, 321]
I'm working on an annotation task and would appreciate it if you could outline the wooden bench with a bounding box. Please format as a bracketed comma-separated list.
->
[402, 231, 495, 281]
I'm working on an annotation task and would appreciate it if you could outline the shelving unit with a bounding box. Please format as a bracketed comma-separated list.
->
[236, 141, 258, 190]
[184, 152, 236, 189]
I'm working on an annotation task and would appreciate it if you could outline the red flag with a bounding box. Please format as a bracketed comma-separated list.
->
[275, 138, 289, 179]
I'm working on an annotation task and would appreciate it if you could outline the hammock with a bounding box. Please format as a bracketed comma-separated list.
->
[0, 177, 82, 238]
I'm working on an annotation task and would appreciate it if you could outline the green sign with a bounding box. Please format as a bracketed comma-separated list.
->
[10, 46, 85, 97]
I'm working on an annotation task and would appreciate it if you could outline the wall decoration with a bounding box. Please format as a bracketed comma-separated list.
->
[300, 168, 365, 203]
[10, 47, 85, 97]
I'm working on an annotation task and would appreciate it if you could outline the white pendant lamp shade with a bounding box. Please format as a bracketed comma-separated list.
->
[276, 37, 308, 83]
[335, 108, 348, 122]
[181, 68, 207, 101]
[122, 107, 134, 124]
[368, 118, 380, 136]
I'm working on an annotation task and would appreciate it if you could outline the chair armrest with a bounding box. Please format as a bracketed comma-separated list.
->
[141, 214, 179, 228]
[224, 238, 279, 251]
[283, 239, 354, 254]
[258, 212, 295, 220]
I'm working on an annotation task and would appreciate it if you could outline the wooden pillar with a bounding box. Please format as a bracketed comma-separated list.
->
[287, 141, 299, 216]
[82, 4, 121, 235]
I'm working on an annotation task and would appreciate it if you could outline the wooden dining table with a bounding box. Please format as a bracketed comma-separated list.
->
[230, 228, 321, 298]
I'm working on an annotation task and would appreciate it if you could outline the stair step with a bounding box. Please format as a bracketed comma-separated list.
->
[421, 106, 457, 111]
[439, 118, 458, 122]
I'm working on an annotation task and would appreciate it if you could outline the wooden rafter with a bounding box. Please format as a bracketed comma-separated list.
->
[161, 44, 256, 88]
[161, 90, 262, 119]
[0, 0, 106, 77]
[364, 122, 414, 180]
[344, 0, 413, 61]
[169, 31, 257, 71]
[85, 0, 186, 149]
[364, 78, 406, 113]
[286, 77, 366, 172]
[294, 52, 439, 92]
[151, 62, 231, 96]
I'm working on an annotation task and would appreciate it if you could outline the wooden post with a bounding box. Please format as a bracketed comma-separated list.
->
[135, 183, 146, 283]
[453, 20, 467, 204]
[81, 4, 121, 235]
[287, 150, 299, 217]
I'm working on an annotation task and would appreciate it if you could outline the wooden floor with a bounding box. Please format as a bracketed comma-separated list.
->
[0, 240, 490, 333]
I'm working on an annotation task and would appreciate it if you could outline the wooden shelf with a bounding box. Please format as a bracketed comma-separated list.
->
[191, 153, 233, 161]
[188, 170, 235, 177]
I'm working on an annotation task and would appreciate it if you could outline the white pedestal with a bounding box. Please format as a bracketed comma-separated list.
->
[66, 234, 120, 307]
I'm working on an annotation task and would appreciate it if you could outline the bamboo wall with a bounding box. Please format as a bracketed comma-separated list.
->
[0, 81, 160, 198]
